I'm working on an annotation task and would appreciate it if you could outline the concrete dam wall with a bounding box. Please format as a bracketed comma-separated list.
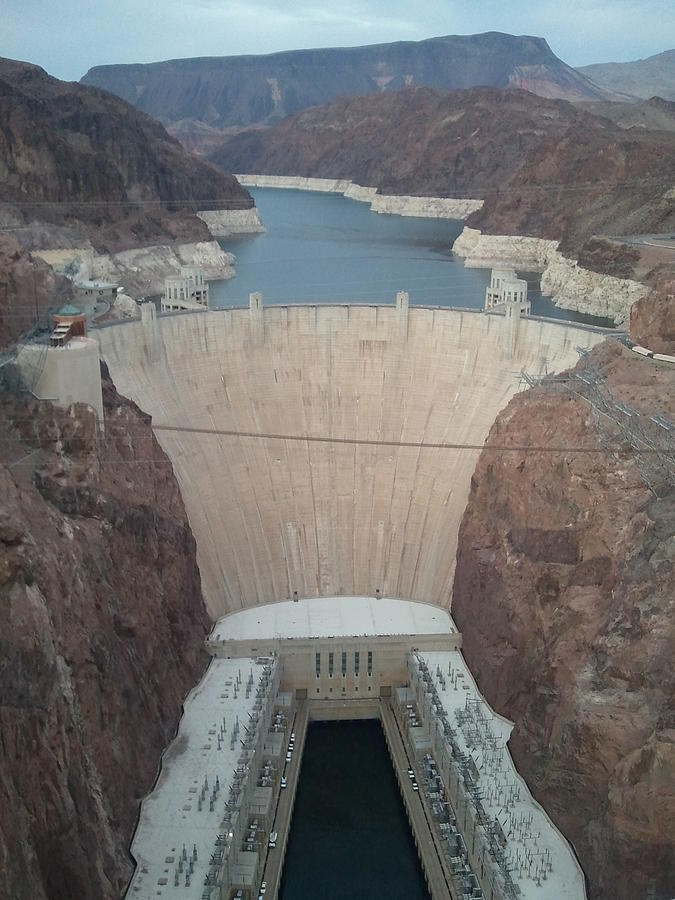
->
[97, 305, 605, 618]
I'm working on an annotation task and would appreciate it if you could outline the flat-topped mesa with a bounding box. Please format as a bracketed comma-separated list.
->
[97, 300, 607, 618]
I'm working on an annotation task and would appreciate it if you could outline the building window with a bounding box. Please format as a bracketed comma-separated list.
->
[341, 651, 347, 677]
[329, 652, 334, 678]
[354, 651, 360, 676]
[315, 652, 321, 678]
[367, 651, 373, 676]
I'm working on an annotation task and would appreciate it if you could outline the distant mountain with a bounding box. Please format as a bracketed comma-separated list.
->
[578, 49, 675, 101]
[209, 86, 675, 254]
[0, 57, 252, 252]
[81, 32, 613, 134]
[576, 96, 675, 132]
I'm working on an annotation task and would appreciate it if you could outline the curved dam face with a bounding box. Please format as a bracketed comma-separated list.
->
[97, 305, 605, 618]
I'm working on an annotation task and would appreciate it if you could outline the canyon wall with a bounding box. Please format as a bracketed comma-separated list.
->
[452, 341, 674, 899]
[0, 373, 210, 899]
[97, 305, 605, 617]
[0, 58, 252, 255]
[210, 86, 674, 260]
[454, 227, 649, 324]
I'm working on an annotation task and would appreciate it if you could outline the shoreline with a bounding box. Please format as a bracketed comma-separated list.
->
[236, 173, 484, 219]
[31, 207, 267, 307]
[31, 192, 649, 326]
[453, 228, 648, 326]
[34, 239, 237, 300]
[238, 177, 648, 325]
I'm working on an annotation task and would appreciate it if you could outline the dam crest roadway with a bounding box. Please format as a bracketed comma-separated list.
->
[97, 296, 607, 617]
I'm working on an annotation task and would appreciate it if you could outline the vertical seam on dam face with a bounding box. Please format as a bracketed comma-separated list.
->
[97, 306, 605, 617]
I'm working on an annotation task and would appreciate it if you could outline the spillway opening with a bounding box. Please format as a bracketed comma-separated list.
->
[279, 720, 429, 900]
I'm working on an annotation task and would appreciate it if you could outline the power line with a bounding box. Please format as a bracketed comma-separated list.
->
[150, 423, 666, 455]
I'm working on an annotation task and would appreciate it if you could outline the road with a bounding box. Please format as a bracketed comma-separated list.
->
[259, 700, 309, 900]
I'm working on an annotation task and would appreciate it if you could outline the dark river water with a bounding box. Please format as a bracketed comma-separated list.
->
[278, 720, 429, 900]
[211, 188, 611, 325]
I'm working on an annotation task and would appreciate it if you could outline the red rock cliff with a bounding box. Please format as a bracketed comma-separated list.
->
[0, 370, 211, 900]
[452, 341, 674, 899]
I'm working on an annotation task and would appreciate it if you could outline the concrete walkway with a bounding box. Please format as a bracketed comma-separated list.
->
[380, 701, 456, 900]
[260, 700, 309, 900]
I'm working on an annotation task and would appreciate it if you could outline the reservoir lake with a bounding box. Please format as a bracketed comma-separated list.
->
[212, 188, 606, 324]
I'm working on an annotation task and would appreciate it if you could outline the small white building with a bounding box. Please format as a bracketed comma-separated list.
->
[162, 266, 210, 312]
[484, 268, 530, 316]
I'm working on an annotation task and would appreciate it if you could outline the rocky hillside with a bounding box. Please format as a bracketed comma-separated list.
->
[81, 31, 611, 134]
[452, 341, 674, 899]
[575, 95, 675, 132]
[630, 284, 675, 353]
[0, 57, 252, 253]
[578, 48, 675, 102]
[0, 235, 72, 347]
[210, 86, 675, 257]
[0, 372, 211, 899]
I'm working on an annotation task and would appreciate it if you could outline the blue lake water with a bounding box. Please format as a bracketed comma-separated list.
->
[278, 720, 429, 900]
[211, 188, 611, 325]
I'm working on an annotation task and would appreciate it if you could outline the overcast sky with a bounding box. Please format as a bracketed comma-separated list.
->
[4, 0, 674, 81]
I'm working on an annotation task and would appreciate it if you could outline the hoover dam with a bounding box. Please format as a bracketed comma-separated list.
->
[97, 299, 606, 618]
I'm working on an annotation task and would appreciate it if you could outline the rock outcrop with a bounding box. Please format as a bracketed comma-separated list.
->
[452, 341, 675, 899]
[630, 285, 675, 353]
[453, 227, 649, 325]
[33, 240, 236, 299]
[0, 372, 211, 899]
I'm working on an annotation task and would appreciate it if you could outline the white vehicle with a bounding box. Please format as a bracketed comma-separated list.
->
[281, 777, 287, 789]
[286, 753, 292, 763]
[412, 783, 419, 792]
[290, 732, 296, 740]
[261, 882, 267, 894]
